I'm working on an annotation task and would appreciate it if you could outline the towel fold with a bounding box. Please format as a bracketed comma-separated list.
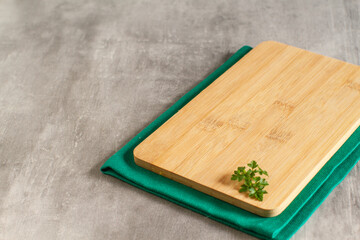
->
[101, 46, 360, 240]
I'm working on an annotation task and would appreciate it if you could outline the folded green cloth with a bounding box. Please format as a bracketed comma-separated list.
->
[101, 46, 360, 240]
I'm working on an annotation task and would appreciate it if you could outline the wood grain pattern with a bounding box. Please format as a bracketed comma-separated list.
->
[134, 41, 360, 217]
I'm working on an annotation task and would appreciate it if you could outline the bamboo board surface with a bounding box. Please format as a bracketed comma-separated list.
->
[133, 41, 360, 217]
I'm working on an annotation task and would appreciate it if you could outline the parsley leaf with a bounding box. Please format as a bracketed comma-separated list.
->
[231, 161, 269, 201]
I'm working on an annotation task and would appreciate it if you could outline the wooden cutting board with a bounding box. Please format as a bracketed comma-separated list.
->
[133, 41, 360, 217]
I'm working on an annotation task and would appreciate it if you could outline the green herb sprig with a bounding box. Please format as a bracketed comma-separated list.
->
[231, 161, 269, 201]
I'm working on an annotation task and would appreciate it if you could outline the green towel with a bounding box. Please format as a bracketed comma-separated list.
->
[101, 46, 360, 240]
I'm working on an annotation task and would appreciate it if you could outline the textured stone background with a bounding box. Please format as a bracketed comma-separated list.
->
[0, 0, 359, 239]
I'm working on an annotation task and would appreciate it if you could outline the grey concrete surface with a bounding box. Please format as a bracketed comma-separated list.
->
[0, 0, 359, 239]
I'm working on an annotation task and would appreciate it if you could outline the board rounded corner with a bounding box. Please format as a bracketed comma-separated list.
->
[256, 40, 284, 49]
[258, 204, 286, 218]
[133, 145, 144, 166]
